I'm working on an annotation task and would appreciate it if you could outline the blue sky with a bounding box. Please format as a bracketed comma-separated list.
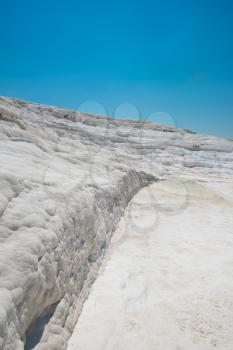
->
[1, 0, 233, 137]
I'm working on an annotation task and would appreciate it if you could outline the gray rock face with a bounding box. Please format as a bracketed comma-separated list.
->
[0, 96, 232, 350]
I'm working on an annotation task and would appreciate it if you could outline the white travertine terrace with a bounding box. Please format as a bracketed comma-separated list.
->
[68, 180, 233, 350]
[0, 96, 232, 350]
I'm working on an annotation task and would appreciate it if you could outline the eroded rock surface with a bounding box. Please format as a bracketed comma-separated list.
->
[0, 96, 232, 349]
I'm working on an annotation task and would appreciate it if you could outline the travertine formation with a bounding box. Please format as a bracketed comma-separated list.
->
[0, 96, 232, 350]
[68, 180, 233, 350]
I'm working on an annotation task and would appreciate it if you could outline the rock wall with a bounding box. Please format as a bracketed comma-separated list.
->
[0, 169, 154, 350]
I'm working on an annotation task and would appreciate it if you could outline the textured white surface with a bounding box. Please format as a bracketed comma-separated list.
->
[68, 180, 233, 350]
[0, 96, 233, 349]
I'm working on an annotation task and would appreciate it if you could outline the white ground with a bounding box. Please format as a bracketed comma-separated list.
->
[68, 179, 233, 350]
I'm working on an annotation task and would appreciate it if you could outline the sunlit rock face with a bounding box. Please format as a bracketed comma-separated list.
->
[0, 96, 232, 350]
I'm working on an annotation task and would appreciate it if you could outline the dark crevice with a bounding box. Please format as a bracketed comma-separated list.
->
[24, 302, 58, 350]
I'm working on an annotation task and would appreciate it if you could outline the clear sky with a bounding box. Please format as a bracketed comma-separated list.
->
[1, 0, 233, 138]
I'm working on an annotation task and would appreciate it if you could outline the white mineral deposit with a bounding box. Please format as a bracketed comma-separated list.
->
[0, 97, 232, 350]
